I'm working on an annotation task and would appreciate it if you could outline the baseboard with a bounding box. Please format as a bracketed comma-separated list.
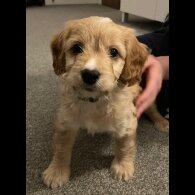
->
[45, 0, 99, 5]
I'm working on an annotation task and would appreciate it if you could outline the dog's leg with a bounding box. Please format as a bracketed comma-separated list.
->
[145, 103, 169, 132]
[111, 133, 136, 181]
[42, 130, 77, 188]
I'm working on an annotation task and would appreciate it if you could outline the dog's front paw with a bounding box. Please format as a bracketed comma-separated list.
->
[154, 118, 169, 133]
[42, 163, 70, 188]
[110, 158, 134, 181]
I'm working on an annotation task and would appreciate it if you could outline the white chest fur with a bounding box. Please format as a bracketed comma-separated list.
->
[57, 83, 140, 137]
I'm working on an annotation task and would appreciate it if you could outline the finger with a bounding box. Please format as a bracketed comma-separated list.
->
[139, 73, 159, 102]
[135, 84, 156, 117]
[136, 97, 153, 118]
[136, 86, 155, 108]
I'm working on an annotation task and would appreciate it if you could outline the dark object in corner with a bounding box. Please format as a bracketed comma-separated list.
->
[102, 0, 120, 10]
[26, 0, 44, 6]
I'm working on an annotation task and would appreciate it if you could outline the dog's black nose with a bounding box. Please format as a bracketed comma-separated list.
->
[81, 69, 100, 85]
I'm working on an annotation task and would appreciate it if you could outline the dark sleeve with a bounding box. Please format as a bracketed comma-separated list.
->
[136, 27, 169, 56]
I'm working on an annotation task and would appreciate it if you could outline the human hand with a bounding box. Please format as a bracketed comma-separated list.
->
[135, 55, 164, 118]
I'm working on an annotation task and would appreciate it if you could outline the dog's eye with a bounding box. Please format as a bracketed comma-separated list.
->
[109, 48, 118, 58]
[72, 44, 83, 54]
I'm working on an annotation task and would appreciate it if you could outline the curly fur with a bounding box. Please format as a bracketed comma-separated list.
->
[42, 16, 151, 188]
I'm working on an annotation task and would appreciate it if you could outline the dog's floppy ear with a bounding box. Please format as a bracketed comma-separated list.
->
[119, 30, 149, 86]
[50, 33, 66, 75]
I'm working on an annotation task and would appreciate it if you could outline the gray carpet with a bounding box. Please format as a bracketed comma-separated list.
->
[26, 4, 169, 195]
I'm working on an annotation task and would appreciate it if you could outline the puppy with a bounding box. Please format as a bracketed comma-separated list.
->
[42, 16, 168, 188]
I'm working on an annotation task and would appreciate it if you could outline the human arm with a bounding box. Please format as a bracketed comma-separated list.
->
[135, 17, 169, 118]
[135, 55, 169, 118]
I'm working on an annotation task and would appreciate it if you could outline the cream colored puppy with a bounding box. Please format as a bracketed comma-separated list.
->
[42, 16, 149, 188]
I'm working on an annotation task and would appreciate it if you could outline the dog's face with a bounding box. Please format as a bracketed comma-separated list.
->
[51, 17, 148, 99]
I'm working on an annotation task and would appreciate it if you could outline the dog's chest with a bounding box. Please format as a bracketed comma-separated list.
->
[76, 101, 115, 133]
[60, 84, 139, 135]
